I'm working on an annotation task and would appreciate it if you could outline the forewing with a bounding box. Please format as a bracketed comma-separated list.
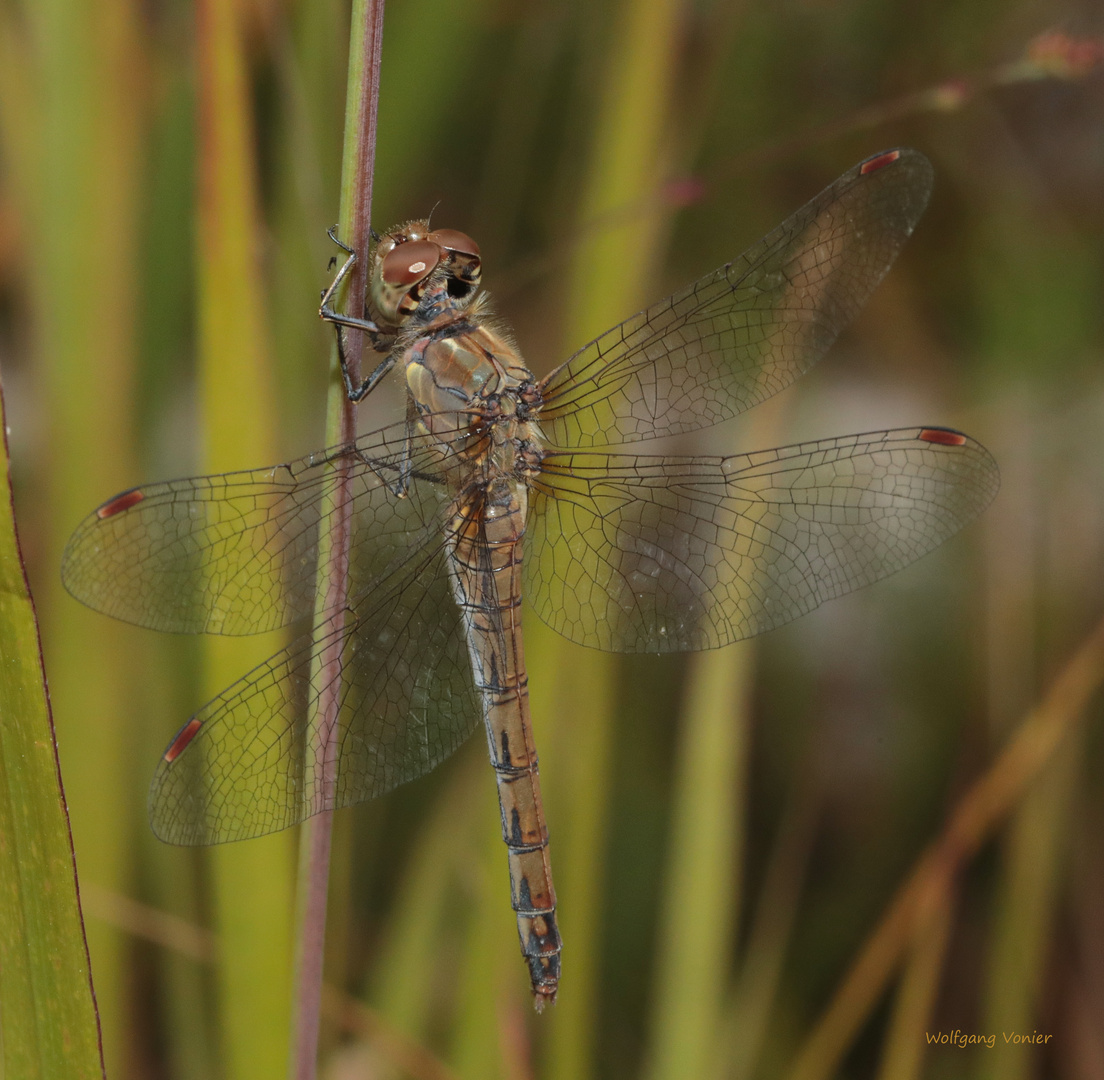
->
[538, 149, 933, 448]
[61, 421, 451, 635]
[525, 428, 998, 652]
[149, 529, 481, 844]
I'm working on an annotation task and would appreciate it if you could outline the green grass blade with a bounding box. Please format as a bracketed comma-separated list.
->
[451, 794, 520, 1080]
[532, 0, 687, 1071]
[7, 1, 146, 1072]
[531, 629, 617, 1080]
[563, 0, 683, 337]
[977, 730, 1081, 1079]
[0, 382, 105, 1080]
[644, 648, 752, 1080]
[194, 3, 296, 1076]
[369, 756, 485, 1042]
[721, 785, 818, 1079]
[875, 890, 954, 1080]
[132, 56, 217, 1079]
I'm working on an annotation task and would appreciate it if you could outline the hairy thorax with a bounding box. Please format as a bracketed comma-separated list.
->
[401, 287, 543, 487]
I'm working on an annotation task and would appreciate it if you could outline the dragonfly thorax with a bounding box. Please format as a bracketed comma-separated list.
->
[397, 254, 544, 477]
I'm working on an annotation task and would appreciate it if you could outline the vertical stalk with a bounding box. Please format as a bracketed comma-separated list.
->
[643, 646, 751, 1080]
[289, 1, 385, 1076]
[536, 0, 684, 1073]
[18, 0, 143, 1072]
[195, 1, 296, 1078]
[875, 890, 954, 1080]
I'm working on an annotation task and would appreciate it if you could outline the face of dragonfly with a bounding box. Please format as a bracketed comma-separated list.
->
[368, 221, 482, 330]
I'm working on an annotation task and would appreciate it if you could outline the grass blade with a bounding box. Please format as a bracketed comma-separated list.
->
[721, 783, 818, 1079]
[535, 0, 687, 1072]
[7, 0, 145, 1071]
[0, 380, 105, 1079]
[194, 2, 296, 1076]
[977, 727, 1082, 1078]
[874, 888, 955, 1080]
[532, 634, 617, 1080]
[644, 647, 752, 1080]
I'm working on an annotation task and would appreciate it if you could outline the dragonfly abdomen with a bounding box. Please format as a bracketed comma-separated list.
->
[448, 483, 562, 1008]
[489, 696, 561, 1008]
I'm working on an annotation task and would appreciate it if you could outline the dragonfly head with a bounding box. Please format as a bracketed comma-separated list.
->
[370, 221, 482, 328]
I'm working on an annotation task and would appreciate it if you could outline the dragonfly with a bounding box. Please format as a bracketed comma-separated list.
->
[62, 147, 998, 1008]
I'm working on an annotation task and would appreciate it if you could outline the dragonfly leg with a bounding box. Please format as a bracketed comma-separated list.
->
[319, 225, 377, 332]
[320, 226, 399, 403]
[348, 399, 417, 498]
[393, 398, 419, 496]
[337, 325, 397, 403]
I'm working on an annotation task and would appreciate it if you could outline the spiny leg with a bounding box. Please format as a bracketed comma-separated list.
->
[319, 225, 396, 403]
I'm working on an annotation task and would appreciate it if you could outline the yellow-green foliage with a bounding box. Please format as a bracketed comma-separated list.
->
[1, 2, 1102, 1078]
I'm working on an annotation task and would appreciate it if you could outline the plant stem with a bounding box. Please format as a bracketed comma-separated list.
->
[289, 2, 385, 1077]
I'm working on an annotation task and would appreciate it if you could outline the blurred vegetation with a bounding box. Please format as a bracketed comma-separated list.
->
[1, 1, 1103, 1078]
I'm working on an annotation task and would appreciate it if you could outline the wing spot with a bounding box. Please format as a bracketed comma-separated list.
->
[97, 489, 145, 519]
[919, 427, 967, 446]
[860, 149, 901, 175]
[163, 718, 203, 763]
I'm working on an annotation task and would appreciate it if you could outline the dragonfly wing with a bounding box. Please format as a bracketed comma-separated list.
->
[538, 149, 932, 448]
[525, 428, 998, 652]
[149, 528, 481, 844]
[61, 421, 451, 635]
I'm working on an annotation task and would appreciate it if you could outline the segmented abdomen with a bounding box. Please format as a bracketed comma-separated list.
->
[447, 478, 561, 1008]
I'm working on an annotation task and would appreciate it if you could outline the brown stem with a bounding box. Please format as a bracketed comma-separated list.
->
[289, 1, 386, 1077]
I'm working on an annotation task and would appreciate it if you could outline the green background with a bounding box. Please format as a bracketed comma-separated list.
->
[0, 0, 1102, 1077]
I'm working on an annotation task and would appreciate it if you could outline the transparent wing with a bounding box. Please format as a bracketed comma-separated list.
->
[538, 148, 933, 449]
[524, 427, 998, 652]
[149, 528, 481, 844]
[61, 421, 453, 635]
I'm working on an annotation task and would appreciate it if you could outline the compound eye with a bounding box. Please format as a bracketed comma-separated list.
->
[426, 229, 480, 259]
[381, 240, 441, 288]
